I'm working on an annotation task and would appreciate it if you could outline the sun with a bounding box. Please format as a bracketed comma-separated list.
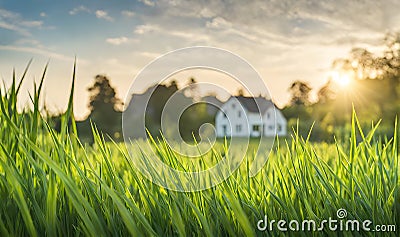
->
[330, 71, 351, 87]
[335, 74, 351, 86]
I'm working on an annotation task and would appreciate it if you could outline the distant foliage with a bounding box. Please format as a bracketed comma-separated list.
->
[283, 32, 400, 141]
[82, 75, 122, 141]
[288, 80, 312, 106]
[125, 80, 214, 142]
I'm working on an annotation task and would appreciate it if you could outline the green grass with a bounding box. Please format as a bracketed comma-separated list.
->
[0, 64, 398, 236]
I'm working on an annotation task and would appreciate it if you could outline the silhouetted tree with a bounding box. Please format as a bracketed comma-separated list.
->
[169, 80, 178, 90]
[237, 88, 244, 96]
[317, 80, 336, 104]
[382, 32, 400, 79]
[87, 75, 122, 139]
[88, 75, 121, 112]
[289, 80, 312, 106]
[183, 77, 199, 100]
[144, 83, 181, 137]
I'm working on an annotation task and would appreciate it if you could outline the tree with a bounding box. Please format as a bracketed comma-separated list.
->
[87, 75, 122, 138]
[382, 32, 400, 79]
[144, 83, 181, 137]
[88, 75, 121, 113]
[288, 80, 312, 106]
[237, 88, 244, 96]
[317, 80, 336, 104]
[169, 80, 178, 91]
[184, 77, 199, 100]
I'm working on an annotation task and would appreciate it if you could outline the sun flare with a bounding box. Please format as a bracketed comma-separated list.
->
[330, 71, 351, 87]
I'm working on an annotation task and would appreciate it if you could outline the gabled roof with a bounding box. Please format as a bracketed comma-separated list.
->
[232, 96, 274, 114]
[202, 96, 223, 106]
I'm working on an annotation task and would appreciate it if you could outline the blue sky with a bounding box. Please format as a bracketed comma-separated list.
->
[0, 0, 399, 118]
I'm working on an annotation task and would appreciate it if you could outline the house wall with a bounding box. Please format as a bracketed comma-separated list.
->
[263, 107, 287, 136]
[216, 98, 288, 137]
[215, 98, 249, 137]
[247, 113, 263, 137]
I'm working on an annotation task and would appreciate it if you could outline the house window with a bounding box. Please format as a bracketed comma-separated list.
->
[236, 124, 242, 132]
[222, 125, 227, 135]
[277, 124, 282, 132]
[238, 111, 241, 117]
[223, 112, 227, 118]
[268, 125, 273, 130]
[267, 113, 270, 119]
[232, 103, 236, 109]
[253, 125, 260, 132]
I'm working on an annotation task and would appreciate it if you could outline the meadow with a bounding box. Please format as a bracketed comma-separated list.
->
[0, 66, 398, 236]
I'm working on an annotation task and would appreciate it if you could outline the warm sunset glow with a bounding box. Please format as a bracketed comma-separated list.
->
[330, 71, 351, 87]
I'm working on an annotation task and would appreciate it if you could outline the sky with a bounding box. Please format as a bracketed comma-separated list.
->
[0, 0, 399, 119]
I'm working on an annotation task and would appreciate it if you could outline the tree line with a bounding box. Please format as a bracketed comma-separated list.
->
[52, 32, 400, 142]
[55, 77, 214, 142]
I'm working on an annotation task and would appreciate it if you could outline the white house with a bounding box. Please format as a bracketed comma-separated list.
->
[215, 96, 287, 137]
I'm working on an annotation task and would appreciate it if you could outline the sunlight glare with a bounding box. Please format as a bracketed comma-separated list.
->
[331, 71, 351, 87]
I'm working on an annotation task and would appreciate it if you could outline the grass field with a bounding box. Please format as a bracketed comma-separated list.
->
[0, 67, 399, 236]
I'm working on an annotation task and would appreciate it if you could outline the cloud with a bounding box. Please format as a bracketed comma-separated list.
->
[14, 38, 43, 47]
[134, 24, 160, 34]
[139, 51, 161, 58]
[167, 30, 210, 42]
[69, 5, 91, 15]
[151, 0, 400, 46]
[139, 0, 155, 7]
[20, 20, 43, 28]
[95, 10, 114, 22]
[40, 12, 46, 17]
[108, 0, 398, 58]
[199, 8, 215, 18]
[0, 45, 79, 62]
[0, 8, 45, 36]
[121, 10, 135, 18]
[69, 6, 114, 22]
[206, 17, 231, 29]
[0, 8, 17, 19]
[0, 22, 29, 36]
[132, 23, 210, 43]
[106, 37, 129, 45]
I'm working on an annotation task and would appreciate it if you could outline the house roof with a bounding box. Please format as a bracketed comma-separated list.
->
[233, 96, 274, 114]
[202, 96, 223, 106]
